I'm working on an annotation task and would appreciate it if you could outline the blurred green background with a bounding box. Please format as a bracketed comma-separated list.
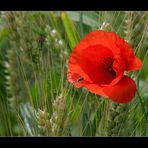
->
[0, 11, 148, 136]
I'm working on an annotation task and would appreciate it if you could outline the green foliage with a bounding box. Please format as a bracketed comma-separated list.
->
[61, 12, 80, 50]
[0, 11, 147, 136]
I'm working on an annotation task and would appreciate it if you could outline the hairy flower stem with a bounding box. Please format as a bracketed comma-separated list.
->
[106, 101, 128, 136]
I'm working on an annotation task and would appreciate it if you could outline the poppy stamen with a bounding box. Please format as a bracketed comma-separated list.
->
[99, 57, 116, 84]
[101, 57, 116, 76]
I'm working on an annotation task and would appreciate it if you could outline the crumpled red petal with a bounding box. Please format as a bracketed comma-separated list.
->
[115, 35, 142, 71]
[102, 76, 136, 103]
[68, 44, 115, 84]
[85, 83, 108, 98]
[67, 70, 88, 88]
[126, 56, 142, 71]
[85, 76, 136, 103]
[75, 30, 121, 56]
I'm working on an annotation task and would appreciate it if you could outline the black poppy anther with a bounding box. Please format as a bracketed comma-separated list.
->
[102, 57, 116, 77]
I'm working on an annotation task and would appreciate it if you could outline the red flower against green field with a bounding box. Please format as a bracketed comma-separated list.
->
[67, 30, 142, 103]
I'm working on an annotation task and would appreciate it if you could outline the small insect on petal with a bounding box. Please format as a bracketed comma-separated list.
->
[73, 77, 84, 83]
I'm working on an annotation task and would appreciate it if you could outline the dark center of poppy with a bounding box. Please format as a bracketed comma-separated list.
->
[100, 57, 116, 84]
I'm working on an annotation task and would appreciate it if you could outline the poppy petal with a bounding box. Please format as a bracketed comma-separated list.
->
[75, 30, 121, 55]
[102, 76, 136, 103]
[67, 70, 88, 88]
[72, 30, 142, 72]
[85, 83, 108, 98]
[126, 56, 142, 71]
[69, 30, 126, 84]
[68, 44, 116, 84]
[68, 53, 93, 83]
[115, 36, 142, 71]
[85, 76, 136, 103]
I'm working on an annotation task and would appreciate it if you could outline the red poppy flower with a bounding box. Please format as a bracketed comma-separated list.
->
[67, 30, 142, 103]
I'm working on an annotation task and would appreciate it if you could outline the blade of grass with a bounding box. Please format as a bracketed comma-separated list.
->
[79, 12, 84, 38]
[136, 89, 148, 121]
[60, 11, 80, 50]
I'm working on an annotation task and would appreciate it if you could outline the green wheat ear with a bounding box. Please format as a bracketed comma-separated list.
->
[5, 49, 23, 110]
[36, 108, 51, 136]
[106, 102, 128, 136]
[49, 93, 68, 136]
[4, 12, 26, 110]
[36, 93, 68, 136]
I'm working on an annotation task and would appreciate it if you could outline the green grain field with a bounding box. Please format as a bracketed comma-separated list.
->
[0, 11, 148, 136]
